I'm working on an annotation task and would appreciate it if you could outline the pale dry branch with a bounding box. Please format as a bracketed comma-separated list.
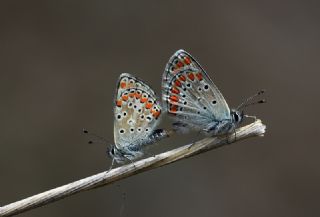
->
[0, 120, 266, 217]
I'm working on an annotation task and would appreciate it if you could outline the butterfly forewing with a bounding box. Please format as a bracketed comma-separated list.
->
[162, 50, 231, 129]
[114, 73, 162, 149]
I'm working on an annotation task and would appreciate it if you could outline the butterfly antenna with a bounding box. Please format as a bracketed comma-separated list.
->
[82, 128, 109, 145]
[241, 99, 266, 109]
[237, 89, 266, 110]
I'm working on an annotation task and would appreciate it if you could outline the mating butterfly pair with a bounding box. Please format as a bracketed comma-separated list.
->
[107, 49, 264, 165]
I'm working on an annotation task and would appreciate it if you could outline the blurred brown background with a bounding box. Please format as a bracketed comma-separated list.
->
[0, 1, 319, 217]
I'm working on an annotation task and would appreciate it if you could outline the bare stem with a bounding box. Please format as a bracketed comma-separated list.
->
[0, 120, 266, 217]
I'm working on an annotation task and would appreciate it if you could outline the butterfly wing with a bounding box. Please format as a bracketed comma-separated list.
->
[162, 50, 231, 130]
[114, 73, 162, 150]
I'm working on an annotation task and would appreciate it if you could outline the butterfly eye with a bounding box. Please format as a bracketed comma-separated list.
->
[122, 111, 127, 116]
[119, 129, 125, 134]
[111, 148, 115, 155]
[130, 128, 135, 133]
[233, 113, 239, 122]
[197, 87, 202, 91]
[212, 100, 217, 105]
[116, 114, 122, 120]
[128, 102, 133, 108]
[140, 114, 145, 120]
[145, 128, 150, 132]
[186, 83, 192, 88]
[137, 127, 142, 133]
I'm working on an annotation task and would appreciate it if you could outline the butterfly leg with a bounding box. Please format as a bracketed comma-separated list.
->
[107, 158, 115, 173]
[226, 127, 238, 144]
[124, 155, 137, 170]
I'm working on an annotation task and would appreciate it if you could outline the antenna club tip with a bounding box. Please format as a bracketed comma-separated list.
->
[83, 129, 88, 134]
[88, 141, 93, 144]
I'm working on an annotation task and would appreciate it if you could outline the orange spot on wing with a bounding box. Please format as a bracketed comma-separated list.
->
[140, 97, 147, 103]
[170, 104, 178, 113]
[135, 93, 141, 99]
[179, 75, 186, 82]
[188, 72, 195, 81]
[120, 82, 126, 89]
[122, 95, 129, 101]
[176, 61, 184, 68]
[116, 100, 122, 107]
[171, 87, 180, 94]
[145, 102, 153, 109]
[184, 57, 191, 65]
[152, 110, 161, 118]
[174, 80, 182, 87]
[196, 72, 203, 81]
[129, 92, 135, 98]
[169, 95, 179, 102]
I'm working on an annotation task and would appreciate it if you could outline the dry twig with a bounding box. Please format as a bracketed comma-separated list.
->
[0, 119, 266, 217]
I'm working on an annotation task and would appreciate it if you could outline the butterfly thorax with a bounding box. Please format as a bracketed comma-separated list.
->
[204, 109, 243, 135]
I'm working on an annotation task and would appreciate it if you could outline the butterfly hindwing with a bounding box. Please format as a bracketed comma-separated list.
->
[114, 73, 162, 150]
[162, 50, 231, 130]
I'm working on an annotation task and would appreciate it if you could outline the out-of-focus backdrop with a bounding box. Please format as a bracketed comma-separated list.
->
[0, 1, 319, 217]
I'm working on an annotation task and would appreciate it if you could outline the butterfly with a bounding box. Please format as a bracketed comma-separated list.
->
[108, 73, 168, 165]
[162, 49, 265, 136]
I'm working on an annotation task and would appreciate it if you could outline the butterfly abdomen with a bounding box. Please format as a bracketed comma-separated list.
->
[148, 129, 169, 143]
[125, 129, 169, 152]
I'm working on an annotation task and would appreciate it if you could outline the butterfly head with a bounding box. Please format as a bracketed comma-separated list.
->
[230, 109, 244, 125]
[107, 145, 126, 164]
[235, 89, 266, 122]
